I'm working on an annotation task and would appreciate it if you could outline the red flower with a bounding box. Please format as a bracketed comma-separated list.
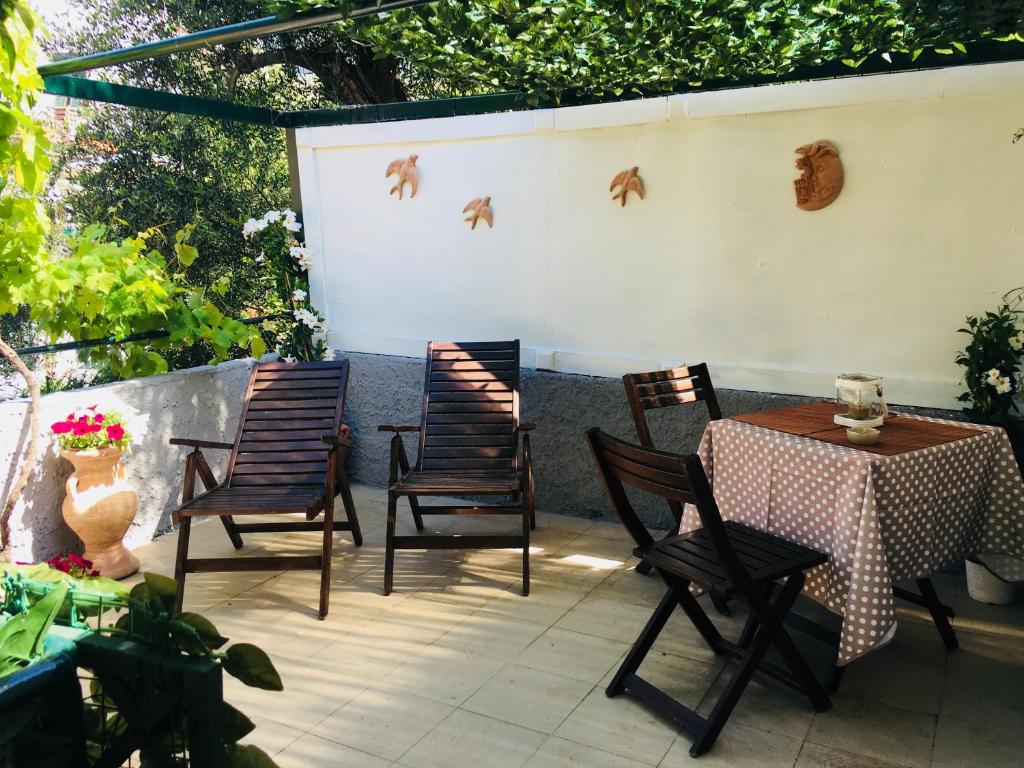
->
[105, 424, 125, 442]
[71, 423, 87, 436]
[86, 422, 102, 433]
[51, 421, 72, 434]
[94, 414, 105, 423]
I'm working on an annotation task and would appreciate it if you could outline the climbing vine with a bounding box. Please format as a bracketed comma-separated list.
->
[261, 1, 1024, 104]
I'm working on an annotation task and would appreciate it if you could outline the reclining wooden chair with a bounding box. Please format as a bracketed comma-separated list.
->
[586, 428, 831, 757]
[170, 360, 362, 619]
[380, 340, 535, 596]
[622, 363, 721, 579]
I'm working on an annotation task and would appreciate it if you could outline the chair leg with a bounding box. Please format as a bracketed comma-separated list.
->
[915, 577, 959, 650]
[219, 517, 244, 550]
[337, 467, 363, 547]
[522, 504, 531, 597]
[753, 574, 832, 712]
[608, 583, 682, 697]
[319, 500, 334, 620]
[173, 516, 192, 615]
[384, 491, 397, 596]
[674, 579, 728, 655]
[691, 623, 775, 756]
[394, 438, 425, 531]
[828, 661, 847, 693]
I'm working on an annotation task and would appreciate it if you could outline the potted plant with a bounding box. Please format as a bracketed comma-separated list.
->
[955, 288, 1024, 603]
[50, 406, 139, 579]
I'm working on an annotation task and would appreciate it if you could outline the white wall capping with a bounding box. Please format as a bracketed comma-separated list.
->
[665, 94, 689, 121]
[552, 98, 668, 132]
[533, 109, 555, 133]
[295, 61, 1024, 151]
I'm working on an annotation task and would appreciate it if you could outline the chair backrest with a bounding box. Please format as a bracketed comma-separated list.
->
[585, 427, 750, 585]
[417, 340, 521, 473]
[226, 360, 350, 489]
[622, 363, 722, 448]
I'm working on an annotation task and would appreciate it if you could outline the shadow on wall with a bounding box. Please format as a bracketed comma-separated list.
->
[0, 359, 254, 564]
[338, 351, 817, 529]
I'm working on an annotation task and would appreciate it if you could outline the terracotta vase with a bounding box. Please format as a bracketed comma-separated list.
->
[60, 447, 139, 580]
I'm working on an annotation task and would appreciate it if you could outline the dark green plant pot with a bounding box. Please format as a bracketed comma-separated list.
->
[1002, 418, 1024, 480]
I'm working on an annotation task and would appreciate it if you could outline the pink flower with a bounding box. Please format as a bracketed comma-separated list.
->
[51, 421, 71, 434]
[94, 414, 105, 424]
[105, 424, 125, 442]
[86, 422, 102, 433]
[71, 423, 87, 436]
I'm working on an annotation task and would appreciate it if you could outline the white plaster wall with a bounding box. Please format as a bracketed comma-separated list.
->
[0, 359, 253, 564]
[296, 61, 1024, 409]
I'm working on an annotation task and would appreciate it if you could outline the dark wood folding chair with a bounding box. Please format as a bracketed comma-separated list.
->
[380, 340, 535, 596]
[623, 363, 721, 580]
[586, 428, 831, 757]
[170, 360, 362, 619]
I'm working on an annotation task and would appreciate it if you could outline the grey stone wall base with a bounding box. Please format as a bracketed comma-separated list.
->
[0, 350, 961, 560]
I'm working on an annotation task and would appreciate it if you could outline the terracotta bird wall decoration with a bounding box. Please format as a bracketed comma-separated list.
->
[386, 154, 419, 199]
[610, 166, 644, 207]
[463, 197, 493, 229]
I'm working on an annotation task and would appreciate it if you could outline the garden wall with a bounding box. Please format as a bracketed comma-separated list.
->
[1, 353, 955, 562]
[0, 359, 253, 563]
[294, 60, 1024, 410]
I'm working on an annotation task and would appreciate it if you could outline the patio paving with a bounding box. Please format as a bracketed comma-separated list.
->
[131, 483, 1024, 768]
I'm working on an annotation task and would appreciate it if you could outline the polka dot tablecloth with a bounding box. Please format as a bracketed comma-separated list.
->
[680, 415, 1024, 665]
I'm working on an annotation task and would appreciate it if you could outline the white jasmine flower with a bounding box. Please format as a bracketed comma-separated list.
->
[321, 349, 334, 361]
[282, 209, 302, 232]
[985, 368, 1002, 385]
[1011, 334, 1024, 352]
[996, 377, 1013, 395]
[242, 218, 261, 237]
[292, 288, 307, 302]
[254, 252, 265, 264]
[290, 245, 314, 271]
[293, 308, 321, 329]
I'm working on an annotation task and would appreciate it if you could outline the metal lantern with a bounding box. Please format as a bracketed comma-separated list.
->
[834, 373, 887, 428]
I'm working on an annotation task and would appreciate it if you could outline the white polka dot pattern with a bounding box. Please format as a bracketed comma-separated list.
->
[680, 415, 1024, 665]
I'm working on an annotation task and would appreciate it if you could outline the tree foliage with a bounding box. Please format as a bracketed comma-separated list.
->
[263, 0, 1024, 103]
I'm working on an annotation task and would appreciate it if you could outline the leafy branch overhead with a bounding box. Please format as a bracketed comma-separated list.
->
[258, 0, 1024, 103]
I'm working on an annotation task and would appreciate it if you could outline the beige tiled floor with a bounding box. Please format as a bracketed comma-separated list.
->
[132, 484, 1024, 768]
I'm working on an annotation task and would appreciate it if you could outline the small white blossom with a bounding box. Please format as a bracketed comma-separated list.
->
[242, 218, 261, 238]
[292, 289, 307, 302]
[254, 252, 265, 264]
[293, 308, 321, 329]
[1011, 334, 1024, 352]
[290, 245, 314, 271]
[321, 349, 334, 361]
[985, 368, 1002, 386]
[282, 354, 296, 363]
[996, 377, 1013, 395]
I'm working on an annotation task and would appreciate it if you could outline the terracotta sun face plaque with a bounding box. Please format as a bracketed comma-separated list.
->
[463, 197, 493, 229]
[386, 154, 419, 199]
[610, 167, 644, 207]
[793, 141, 843, 211]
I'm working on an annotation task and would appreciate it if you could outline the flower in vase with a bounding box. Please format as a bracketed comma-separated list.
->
[985, 368, 1002, 386]
[995, 377, 1013, 395]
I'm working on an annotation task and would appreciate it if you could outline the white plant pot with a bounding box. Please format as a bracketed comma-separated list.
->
[965, 559, 1015, 605]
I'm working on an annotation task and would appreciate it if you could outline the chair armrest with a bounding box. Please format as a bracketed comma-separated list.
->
[517, 421, 537, 432]
[322, 435, 353, 449]
[169, 438, 234, 450]
[378, 424, 421, 433]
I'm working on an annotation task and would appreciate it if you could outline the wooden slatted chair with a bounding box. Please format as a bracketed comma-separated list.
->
[170, 360, 362, 619]
[586, 428, 831, 757]
[380, 340, 535, 596]
[623, 363, 721, 578]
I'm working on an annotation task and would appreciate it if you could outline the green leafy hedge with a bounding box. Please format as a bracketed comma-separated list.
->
[258, 1, 1024, 103]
